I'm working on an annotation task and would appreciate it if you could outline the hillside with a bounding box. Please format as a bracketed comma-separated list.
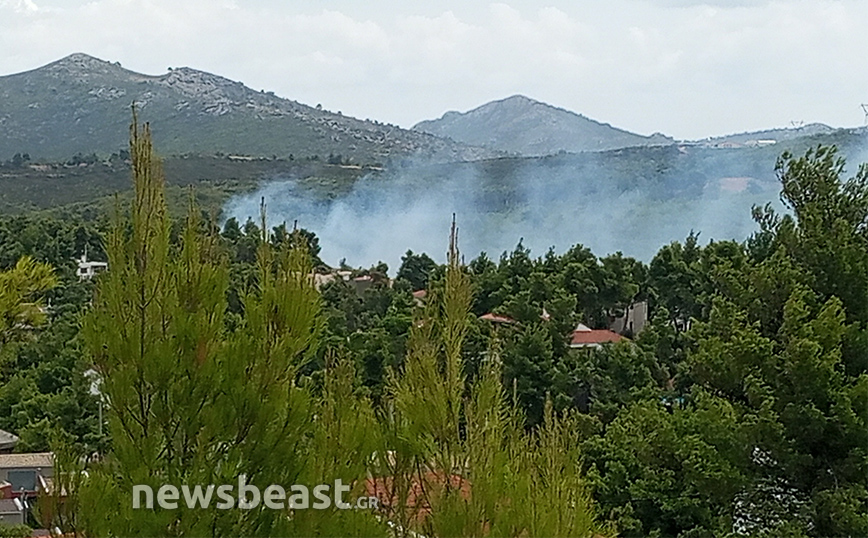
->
[0, 154, 376, 216]
[3, 126, 863, 223]
[0, 53, 495, 163]
[413, 95, 673, 156]
[700, 122, 837, 145]
[223, 127, 868, 266]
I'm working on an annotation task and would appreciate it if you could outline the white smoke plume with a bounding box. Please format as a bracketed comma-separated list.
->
[223, 148, 791, 269]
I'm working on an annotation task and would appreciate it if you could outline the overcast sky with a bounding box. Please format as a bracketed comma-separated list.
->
[1, 0, 865, 140]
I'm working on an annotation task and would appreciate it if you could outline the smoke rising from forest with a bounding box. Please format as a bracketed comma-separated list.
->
[223, 149, 786, 269]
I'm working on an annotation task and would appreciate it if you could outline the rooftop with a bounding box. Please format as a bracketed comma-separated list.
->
[479, 313, 516, 324]
[365, 471, 471, 521]
[570, 323, 625, 347]
[0, 452, 54, 469]
[0, 430, 18, 451]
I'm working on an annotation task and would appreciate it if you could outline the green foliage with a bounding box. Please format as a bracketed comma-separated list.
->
[75, 116, 366, 536]
[0, 217, 104, 453]
[396, 250, 438, 291]
[0, 256, 56, 350]
[0, 525, 32, 538]
[586, 391, 749, 537]
[0, 154, 371, 215]
[382, 221, 611, 537]
[772, 146, 868, 325]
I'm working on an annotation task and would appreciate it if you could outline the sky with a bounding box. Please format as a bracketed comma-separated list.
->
[0, 0, 866, 140]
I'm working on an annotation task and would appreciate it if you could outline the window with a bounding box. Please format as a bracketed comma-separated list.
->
[7, 469, 37, 492]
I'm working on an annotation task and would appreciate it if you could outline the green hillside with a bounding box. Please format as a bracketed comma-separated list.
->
[0, 53, 495, 163]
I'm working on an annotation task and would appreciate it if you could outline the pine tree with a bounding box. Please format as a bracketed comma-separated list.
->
[382, 219, 611, 538]
[0, 256, 56, 363]
[76, 113, 368, 536]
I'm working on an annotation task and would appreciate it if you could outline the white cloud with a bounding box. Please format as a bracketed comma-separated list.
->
[0, 0, 865, 139]
[0, 0, 39, 12]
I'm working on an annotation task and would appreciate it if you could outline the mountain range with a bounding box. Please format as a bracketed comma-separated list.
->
[0, 53, 494, 163]
[0, 53, 859, 166]
[1, 54, 681, 163]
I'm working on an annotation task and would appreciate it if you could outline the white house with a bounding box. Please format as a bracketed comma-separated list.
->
[608, 301, 648, 336]
[76, 253, 107, 281]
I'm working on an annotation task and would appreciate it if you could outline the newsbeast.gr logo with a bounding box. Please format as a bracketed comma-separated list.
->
[132, 475, 378, 510]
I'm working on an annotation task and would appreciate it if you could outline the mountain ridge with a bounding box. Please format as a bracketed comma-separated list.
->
[413, 94, 674, 156]
[698, 123, 836, 145]
[0, 53, 496, 162]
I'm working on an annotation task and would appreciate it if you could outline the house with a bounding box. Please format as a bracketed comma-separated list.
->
[312, 272, 337, 290]
[479, 313, 516, 325]
[0, 452, 54, 499]
[570, 323, 624, 349]
[0, 497, 25, 526]
[0, 430, 17, 454]
[351, 275, 374, 295]
[712, 141, 744, 149]
[76, 253, 107, 281]
[744, 139, 777, 147]
[312, 270, 389, 296]
[412, 289, 427, 308]
[365, 471, 471, 524]
[608, 301, 648, 336]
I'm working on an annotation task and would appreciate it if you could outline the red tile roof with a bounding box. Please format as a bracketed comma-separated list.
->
[479, 313, 515, 324]
[570, 324, 624, 347]
[365, 471, 471, 522]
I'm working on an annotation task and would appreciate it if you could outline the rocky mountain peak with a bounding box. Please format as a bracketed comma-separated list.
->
[47, 53, 122, 75]
[414, 95, 672, 156]
[0, 53, 497, 162]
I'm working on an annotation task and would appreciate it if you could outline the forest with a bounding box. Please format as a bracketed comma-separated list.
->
[0, 119, 865, 537]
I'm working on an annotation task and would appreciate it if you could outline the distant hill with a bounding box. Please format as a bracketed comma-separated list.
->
[413, 95, 673, 156]
[223, 127, 868, 266]
[0, 53, 495, 162]
[698, 123, 836, 145]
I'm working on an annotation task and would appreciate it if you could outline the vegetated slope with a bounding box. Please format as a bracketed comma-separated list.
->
[0, 53, 495, 163]
[0, 155, 372, 215]
[700, 122, 837, 145]
[413, 94, 673, 156]
[224, 127, 868, 266]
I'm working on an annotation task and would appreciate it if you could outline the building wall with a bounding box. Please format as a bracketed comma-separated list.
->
[609, 301, 648, 336]
[0, 465, 54, 494]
